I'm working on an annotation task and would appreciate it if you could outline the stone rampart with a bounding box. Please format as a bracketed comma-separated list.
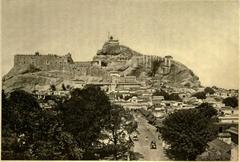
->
[14, 53, 74, 71]
[13, 53, 108, 78]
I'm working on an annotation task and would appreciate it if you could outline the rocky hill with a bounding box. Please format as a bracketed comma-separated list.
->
[2, 40, 201, 92]
[92, 40, 200, 87]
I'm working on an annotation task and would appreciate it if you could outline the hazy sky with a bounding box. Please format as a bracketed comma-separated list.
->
[2, 0, 239, 89]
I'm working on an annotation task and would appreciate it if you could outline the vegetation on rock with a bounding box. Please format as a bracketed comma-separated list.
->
[148, 60, 162, 77]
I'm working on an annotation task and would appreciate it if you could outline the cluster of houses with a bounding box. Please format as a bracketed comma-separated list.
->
[33, 73, 238, 123]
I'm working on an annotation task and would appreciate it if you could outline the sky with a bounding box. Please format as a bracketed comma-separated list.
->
[1, 0, 239, 89]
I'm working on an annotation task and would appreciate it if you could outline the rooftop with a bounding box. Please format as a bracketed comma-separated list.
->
[208, 139, 231, 153]
[227, 127, 238, 135]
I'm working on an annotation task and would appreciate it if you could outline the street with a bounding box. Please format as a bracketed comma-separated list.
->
[132, 112, 169, 161]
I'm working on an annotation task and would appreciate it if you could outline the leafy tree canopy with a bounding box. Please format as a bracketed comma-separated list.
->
[159, 104, 218, 160]
[101, 104, 135, 160]
[62, 84, 66, 91]
[50, 84, 56, 91]
[192, 91, 206, 99]
[2, 90, 43, 159]
[204, 87, 215, 94]
[153, 89, 182, 101]
[60, 86, 111, 159]
[223, 96, 238, 108]
[2, 86, 136, 160]
[196, 103, 218, 118]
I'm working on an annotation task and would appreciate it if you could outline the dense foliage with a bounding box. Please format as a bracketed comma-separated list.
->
[153, 89, 182, 101]
[223, 96, 238, 108]
[59, 86, 112, 159]
[2, 86, 137, 160]
[192, 91, 206, 99]
[102, 104, 137, 160]
[50, 84, 56, 91]
[2, 90, 80, 160]
[159, 103, 218, 160]
[204, 87, 215, 94]
[62, 84, 66, 90]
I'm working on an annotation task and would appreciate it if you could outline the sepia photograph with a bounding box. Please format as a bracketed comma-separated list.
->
[1, 0, 239, 160]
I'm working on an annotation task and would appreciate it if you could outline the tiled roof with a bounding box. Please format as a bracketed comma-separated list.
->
[208, 139, 231, 153]
[218, 133, 231, 137]
[227, 127, 238, 135]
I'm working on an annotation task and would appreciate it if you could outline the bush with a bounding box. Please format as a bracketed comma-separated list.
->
[192, 91, 206, 99]
[223, 96, 238, 108]
[153, 89, 181, 101]
[204, 87, 215, 94]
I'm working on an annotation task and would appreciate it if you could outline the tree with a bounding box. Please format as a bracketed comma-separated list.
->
[196, 103, 218, 118]
[184, 83, 191, 88]
[62, 84, 66, 91]
[50, 84, 56, 91]
[153, 89, 168, 98]
[204, 87, 215, 94]
[124, 94, 137, 101]
[101, 61, 108, 67]
[223, 96, 238, 108]
[1, 90, 17, 159]
[192, 91, 206, 99]
[28, 109, 83, 160]
[100, 105, 136, 160]
[61, 86, 137, 160]
[2, 90, 43, 159]
[2, 86, 137, 160]
[159, 105, 218, 160]
[2, 90, 10, 129]
[2, 90, 82, 160]
[153, 89, 181, 101]
[60, 86, 112, 159]
[167, 93, 182, 101]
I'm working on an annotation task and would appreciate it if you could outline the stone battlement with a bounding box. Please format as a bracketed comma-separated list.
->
[13, 52, 108, 77]
[14, 52, 74, 71]
[13, 50, 173, 78]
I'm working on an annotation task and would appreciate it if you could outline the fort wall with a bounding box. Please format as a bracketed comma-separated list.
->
[132, 55, 164, 68]
[13, 52, 173, 78]
[131, 55, 173, 74]
[14, 52, 108, 78]
[14, 53, 74, 71]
